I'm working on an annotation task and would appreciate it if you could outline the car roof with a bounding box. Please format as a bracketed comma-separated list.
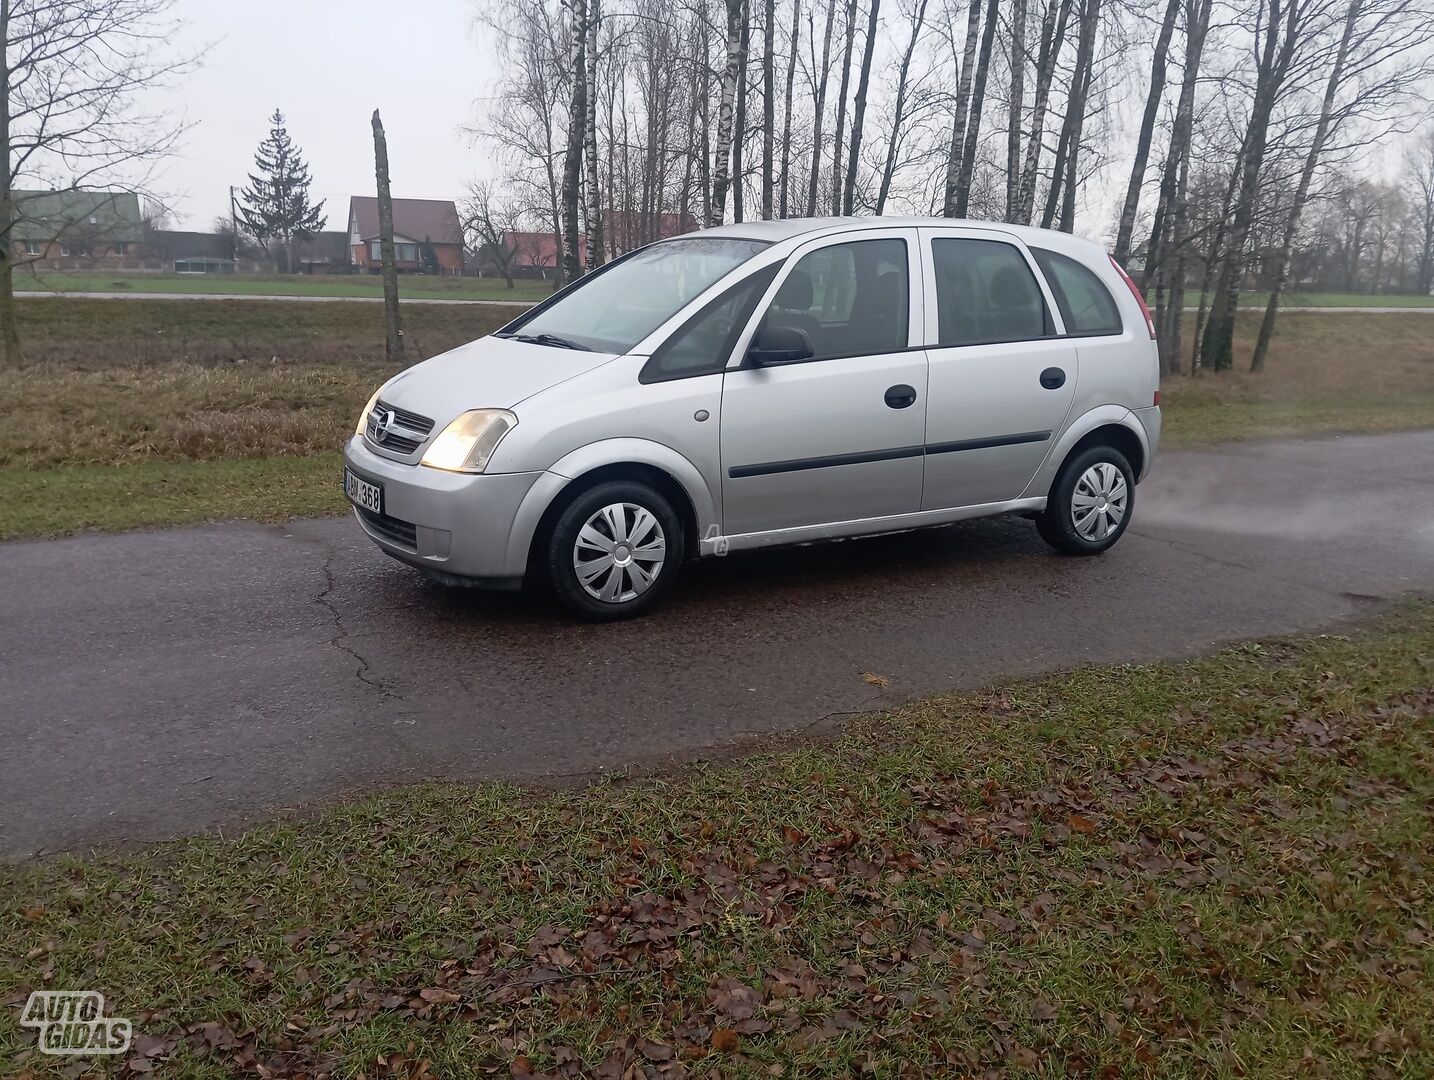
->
[690, 216, 1108, 259]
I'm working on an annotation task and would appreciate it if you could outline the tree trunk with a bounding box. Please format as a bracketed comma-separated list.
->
[710, 0, 746, 226]
[807, 0, 838, 215]
[1251, 0, 1361, 373]
[1005, 0, 1027, 222]
[585, 0, 605, 269]
[762, 0, 776, 218]
[733, 0, 751, 223]
[953, 0, 1000, 219]
[942, 0, 982, 217]
[779, 0, 801, 217]
[1056, 0, 1101, 233]
[1112, 0, 1179, 264]
[875, 0, 930, 213]
[2, 0, 20, 367]
[371, 110, 403, 366]
[1144, 0, 1211, 288]
[1190, 143, 1244, 373]
[560, 0, 588, 284]
[842, 0, 881, 214]
[1016, 0, 1073, 225]
[829, 0, 858, 214]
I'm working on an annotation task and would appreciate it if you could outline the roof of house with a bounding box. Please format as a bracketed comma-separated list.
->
[148, 230, 234, 260]
[498, 230, 586, 268]
[348, 196, 462, 246]
[9, 189, 144, 242]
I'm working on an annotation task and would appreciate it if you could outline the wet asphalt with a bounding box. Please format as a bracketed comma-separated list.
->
[3, 430, 1432, 858]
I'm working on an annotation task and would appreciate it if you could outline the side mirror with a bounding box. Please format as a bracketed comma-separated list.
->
[747, 325, 814, 366]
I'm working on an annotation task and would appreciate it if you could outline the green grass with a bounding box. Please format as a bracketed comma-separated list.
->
[1162, 392, 1434, 448]
[15, 270, 553, 303]
[0, 455, 347, 540]
[3, 605, 1431, 1077]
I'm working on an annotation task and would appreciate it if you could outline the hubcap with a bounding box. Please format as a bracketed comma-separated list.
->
[1071, 462, 1128, 542]
[572, 502, 666, 603]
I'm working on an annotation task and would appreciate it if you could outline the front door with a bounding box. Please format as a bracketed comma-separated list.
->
[720, 230, 927, 537]
[918, 227, 1078, 510]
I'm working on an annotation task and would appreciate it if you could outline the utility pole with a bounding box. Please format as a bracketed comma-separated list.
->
[371, 109, 403, 365]
[228, 186, 239, 262]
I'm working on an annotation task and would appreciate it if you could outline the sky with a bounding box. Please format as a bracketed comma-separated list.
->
[150, 0, 497, 229]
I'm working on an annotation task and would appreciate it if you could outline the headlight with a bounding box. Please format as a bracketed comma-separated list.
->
[355, 387, 382, 436]
[420, 409, 518, 473]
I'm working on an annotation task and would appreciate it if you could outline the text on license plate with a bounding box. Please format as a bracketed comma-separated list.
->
[344, 469, 383, 514]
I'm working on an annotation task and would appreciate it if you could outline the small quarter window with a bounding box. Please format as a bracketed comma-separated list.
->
[642, 264, 779, 382]
[1031, 247, 1122, 336]
[931, 238, 1053, 347]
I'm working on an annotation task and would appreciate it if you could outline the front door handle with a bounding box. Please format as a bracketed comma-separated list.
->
[884, 383, 918, 409]
[1040, 367, 1066, 390]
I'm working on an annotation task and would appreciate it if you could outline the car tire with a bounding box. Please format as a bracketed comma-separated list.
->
[544, 480, 683, 620]
[1036, 444, 1135, 556]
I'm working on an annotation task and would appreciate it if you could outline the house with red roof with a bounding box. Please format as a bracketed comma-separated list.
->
[347, 196, 463, 274]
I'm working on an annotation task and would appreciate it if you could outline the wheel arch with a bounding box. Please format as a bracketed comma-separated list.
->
[504, 438, 717, 573]
[1020, 406, 1150, 502]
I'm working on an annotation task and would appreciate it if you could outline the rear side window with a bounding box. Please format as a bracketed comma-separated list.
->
[641, 264, 779, 382]
[1031, 248, 1122, 336]
[930, 238, 1053, 347]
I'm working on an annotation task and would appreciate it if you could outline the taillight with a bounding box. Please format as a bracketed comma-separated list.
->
[1110, 254, 1156, 339]
[1152, 390, 1161, 407]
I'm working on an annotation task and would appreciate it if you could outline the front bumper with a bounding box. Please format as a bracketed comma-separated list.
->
[342, 436, 543, 583]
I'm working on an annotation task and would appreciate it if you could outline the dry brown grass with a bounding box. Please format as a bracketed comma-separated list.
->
[1161, 312, 1434, 446]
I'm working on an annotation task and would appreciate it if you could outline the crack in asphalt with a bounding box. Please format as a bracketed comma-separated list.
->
[313, 539, 404, 702]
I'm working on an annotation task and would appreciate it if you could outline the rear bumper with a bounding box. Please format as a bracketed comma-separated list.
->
[342, 436, 543, 583]
[1132, 405, 1161, 479]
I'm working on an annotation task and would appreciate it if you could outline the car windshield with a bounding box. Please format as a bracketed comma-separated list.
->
[502, 237, 770, 353]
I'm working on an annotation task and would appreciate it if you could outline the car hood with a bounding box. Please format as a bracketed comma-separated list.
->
[378, 335, 618, 422]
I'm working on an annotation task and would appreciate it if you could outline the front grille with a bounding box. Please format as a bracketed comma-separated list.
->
[357, 507, 418, 550]
[365, 400, 435, 455]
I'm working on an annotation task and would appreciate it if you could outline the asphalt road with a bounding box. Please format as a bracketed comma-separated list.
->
[4, 431, 1432, 858]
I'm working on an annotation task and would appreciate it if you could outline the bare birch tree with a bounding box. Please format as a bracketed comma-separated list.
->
[779, 0, 801, 216]
[710, 0, 746, 225]
[1112, 0, 1180, 263]
[1005, 0, 1028, 220]
[559, 0, 588, 283]
[842, 0, 882, 213]
[1, 0, 193, 365]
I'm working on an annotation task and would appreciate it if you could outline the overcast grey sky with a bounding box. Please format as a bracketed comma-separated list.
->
[155, 0, 496, 229]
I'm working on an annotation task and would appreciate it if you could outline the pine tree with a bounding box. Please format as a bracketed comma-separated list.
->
[237, 110, 326, 273]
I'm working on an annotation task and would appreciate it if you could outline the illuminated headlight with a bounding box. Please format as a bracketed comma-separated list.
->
[355, 387, 382, 436]
[420, 409, 518, 473]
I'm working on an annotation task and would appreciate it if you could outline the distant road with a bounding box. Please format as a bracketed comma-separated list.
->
[14, 289, 1434, 313]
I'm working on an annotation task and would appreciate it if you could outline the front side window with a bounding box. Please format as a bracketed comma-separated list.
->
[641, 264, 779, 382]
[758, 237, 909, 361]
[505, 237, 769, 354]
[1031, 247, 1122, 336]
[931, 238, 1052, 347]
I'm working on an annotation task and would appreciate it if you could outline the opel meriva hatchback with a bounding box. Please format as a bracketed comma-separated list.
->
[344, 218, 1161, 619]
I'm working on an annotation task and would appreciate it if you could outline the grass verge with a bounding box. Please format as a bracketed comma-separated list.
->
[17, 270, 554, 303]
[3, 605, 1432, 1077]
[0, 456, 346, 541]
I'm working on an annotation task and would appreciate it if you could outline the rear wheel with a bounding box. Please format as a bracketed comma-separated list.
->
[544, 480, 683, 620]
[1036, 444, 1134, 555]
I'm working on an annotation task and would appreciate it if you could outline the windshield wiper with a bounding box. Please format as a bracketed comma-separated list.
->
[503, 331, 592, 351]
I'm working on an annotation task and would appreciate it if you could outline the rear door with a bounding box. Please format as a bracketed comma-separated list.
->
[918, 226, 1078, 510]
[719, 228, 927, 536]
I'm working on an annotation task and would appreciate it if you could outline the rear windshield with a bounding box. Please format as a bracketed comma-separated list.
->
[502, 237, 770, 353]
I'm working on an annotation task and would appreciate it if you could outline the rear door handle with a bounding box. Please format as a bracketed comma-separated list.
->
[884, 383, 917, 409]
[1040, 367, 1066, 390]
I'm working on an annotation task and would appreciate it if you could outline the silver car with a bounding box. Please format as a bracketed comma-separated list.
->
[343, 217, 1161, 619]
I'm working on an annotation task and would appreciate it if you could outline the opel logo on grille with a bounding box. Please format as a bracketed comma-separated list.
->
[373, 408, 396, 440]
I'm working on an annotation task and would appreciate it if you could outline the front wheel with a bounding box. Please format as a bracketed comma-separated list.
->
[1036, 445, 1135, 555]
[544, 480, 683, 620]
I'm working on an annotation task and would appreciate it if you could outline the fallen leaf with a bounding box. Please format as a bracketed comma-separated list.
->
[1067, 814, 1098, 834]
[862, 672, 890, 688]
[711, 1028, 740, 1053]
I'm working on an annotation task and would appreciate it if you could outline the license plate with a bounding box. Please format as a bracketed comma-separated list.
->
[344, 468, 383, 515]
